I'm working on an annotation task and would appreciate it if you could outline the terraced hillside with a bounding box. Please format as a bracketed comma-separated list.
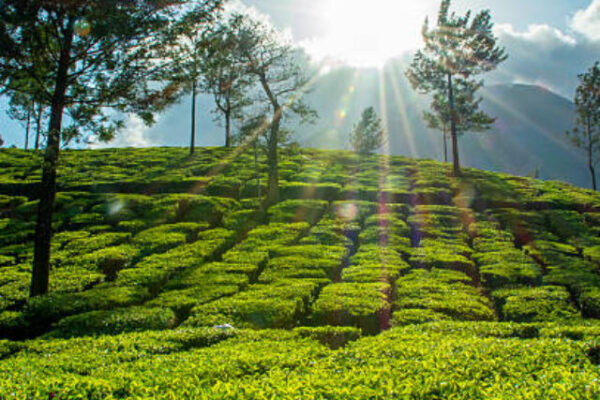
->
[1, 147, 600, 398]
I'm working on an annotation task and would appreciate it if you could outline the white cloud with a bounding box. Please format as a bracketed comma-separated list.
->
[91, 115, 153, 148]
[495, 23, 577, 48]
[486, 22, 600, 97]
[571, 0, 600, 41]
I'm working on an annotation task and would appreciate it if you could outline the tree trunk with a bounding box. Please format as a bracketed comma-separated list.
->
[190, 80, 196, 155]
[258, 75, 281, 207]
[588, 117, 597, 191]
[30, 19, 74, 297]
[254, 139, 261, 201]
[265, 112, 280, 207]
[442, 127, 448, 163]
[225, 97, 231, 147]
[35, 104, 42, 150]
[25, 105, 31, 150]
[447, 73, 460, 176]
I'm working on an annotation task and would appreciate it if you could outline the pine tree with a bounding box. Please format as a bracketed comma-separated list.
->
[567, 61, 600, 191]
[350, 107, 384, 155]
[0, 0, 222, 297]
[164, 6, 224, 155]
[230, 13, 316, 207]
[407, 0, 507, 176]
[423, 78, 494, 162]
[200, 17, 252, 148]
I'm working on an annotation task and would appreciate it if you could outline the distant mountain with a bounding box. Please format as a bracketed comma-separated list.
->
[297, 65, 587, 188]
[137, 62, 586, 188]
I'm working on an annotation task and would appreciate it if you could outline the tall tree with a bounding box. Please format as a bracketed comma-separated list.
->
[567, 61, 600, 191]
[6, 93, 33, 150]
[423, 78, 494, 163]
[200, 18, 252, 148]
[231, 13, 316, 206]
[407, 0, 507, 176]
[165, 13, 212, 155]
[0, 0, 223, 297]
[350, 107, 384, 155]
[7, 94, 50, 151]
[237, 114, 269, 201]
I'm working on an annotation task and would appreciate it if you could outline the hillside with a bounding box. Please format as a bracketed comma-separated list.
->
[296, 65, 584, 186]
[1, 147, 600, 398]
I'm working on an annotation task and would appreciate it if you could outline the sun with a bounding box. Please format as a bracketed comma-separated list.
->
[307, 0, 436, 68]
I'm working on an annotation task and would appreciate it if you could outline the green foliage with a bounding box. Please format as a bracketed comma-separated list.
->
[293, 326, 361, 349]
[580, 288, 600, 319]
[25, 285, 151, 324]
[46, 307, 177, 339]
[395, 269, 495, 322]
[566, 61, 600, 191]
[268, 199, 328, 225]
[406, 0, 507, 173]
[349, 107, 384, 155]
[2, 146, 600, 396]
[492, 286, 580, 322]
[311, 282, 391, 334]
[186, 280, 320, 329]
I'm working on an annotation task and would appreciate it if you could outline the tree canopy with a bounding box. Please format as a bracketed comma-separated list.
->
[228, 13, 316, 206]
[0, 0, 223, 296]
[567, 61, 600, 191]
[350, 107, 384, 155]
[407, 0, 506, 175]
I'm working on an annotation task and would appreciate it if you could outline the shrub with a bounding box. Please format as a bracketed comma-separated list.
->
[222, 209, 258, 233]
[185, 280, 320, 329]
[280, 181, 341, 201]
[391, 308, 452, 326]
[264, 256, 341, 280]
[272, 245, 348, 260]
[480, 262, 543, 289]
[268, 199, 328, 225]
[147, 285, 240, 319]
[492, 286, 580, 322]
[409, 247, 476, 275]
[61, 232, 131, 256]
[330, 201, 378, 223]
[580, 288, 600, 319]
[395, 270, 494, 322]
[77, 245, 140, 279]
[222, 251, 269, 270]
[205, 176, 241, 198]
[311, 282, 391, 334]
[47, 307, 177, 338]
[167, 267, 249, 290]
[25, 285, 151, 323]
[293, 326, 361, 349]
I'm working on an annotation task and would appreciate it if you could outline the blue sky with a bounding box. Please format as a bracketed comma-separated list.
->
[1, 0, 600, 148]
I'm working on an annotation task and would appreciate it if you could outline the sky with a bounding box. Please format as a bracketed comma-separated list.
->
[1, 0, 600, 149]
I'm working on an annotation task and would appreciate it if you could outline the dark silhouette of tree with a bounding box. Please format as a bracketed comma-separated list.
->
[567, 61, 600, 191]
[350, 107, 384, 155]
[423, 79, 494, 163]
[164, 7, 226, 155]
[0, 0, 222, 297]
[407, 0, 506, 176]
[237, 114, 269, 202]
[230, 14, 316, 206]
[199, 17, 252, 148]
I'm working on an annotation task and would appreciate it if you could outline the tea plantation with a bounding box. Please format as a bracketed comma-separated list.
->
[1, 146, 600, 399]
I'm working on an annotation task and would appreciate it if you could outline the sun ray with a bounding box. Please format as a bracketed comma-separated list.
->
[385, 65, 419, 158]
